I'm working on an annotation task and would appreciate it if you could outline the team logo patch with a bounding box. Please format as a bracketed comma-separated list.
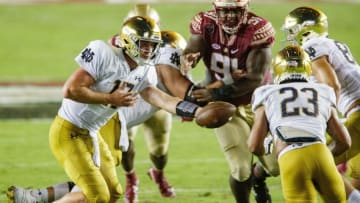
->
[81, 48, 95, 63]
[170, 52, 180, 67]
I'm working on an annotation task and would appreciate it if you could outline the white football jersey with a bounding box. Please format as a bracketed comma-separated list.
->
[303, 36, 360, 116]
[252, 82, 336, 143]
[58, 40, 157, 133]
[120, 46, 183, 128]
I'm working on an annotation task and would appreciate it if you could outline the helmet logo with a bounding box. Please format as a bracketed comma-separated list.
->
[287, 60, 298, 67]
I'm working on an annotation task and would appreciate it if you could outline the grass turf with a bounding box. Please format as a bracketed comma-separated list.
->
[0, 118, 284, 203]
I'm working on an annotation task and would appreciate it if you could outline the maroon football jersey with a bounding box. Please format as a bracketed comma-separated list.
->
[190, 10, 275, 105]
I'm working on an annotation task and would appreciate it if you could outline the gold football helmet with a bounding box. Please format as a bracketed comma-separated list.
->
[125, 4, 160, 25]
[160, 30, 187, 50]
[213, 0, 249, 34]
[282, 6, 328, 45]
[273, 45, 312, 84]
[119, 16, 162, 65]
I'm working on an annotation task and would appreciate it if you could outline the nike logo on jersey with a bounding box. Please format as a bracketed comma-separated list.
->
[230, 49, 239, 54]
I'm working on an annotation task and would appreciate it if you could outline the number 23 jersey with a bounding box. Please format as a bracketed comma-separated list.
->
[252, 82, 336, 143]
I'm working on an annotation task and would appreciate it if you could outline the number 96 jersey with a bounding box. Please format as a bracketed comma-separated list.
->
[251, 82, 336, 143]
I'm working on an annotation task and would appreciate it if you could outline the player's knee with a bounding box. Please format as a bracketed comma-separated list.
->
[265, 163, 280, 177]
[149, 143, 168, 156]
[94, 192, 111, 203]
[231, 164, 252, 182]
[109, 184, 123, 202]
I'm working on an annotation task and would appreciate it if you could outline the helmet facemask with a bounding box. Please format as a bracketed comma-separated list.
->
[213, 0, 249, 35]
[120, 16, 162, 66]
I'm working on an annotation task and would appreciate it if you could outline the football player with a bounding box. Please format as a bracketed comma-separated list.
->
[7, 16, 206, 203]
[7, 19, 205, 203]
[180, 0, 276, 202]
[248, 45, 350, 203]
[118, 4, 181, 202]
[282, 6, 360, 202]
[108, 29, 194, 203]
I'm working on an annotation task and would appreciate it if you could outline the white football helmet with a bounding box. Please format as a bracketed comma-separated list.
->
[272, 45, 312, 84]
[213, 0, 249, 34]
[119, 16, 162, 65]
[282, 6, 328, 45]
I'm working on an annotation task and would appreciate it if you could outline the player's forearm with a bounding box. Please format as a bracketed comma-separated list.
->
[63, 85, 110, 105]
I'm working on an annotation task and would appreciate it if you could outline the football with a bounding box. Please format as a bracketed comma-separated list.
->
[195, 101, 236, 128]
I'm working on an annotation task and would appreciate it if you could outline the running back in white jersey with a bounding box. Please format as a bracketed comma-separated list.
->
[252, 82, 336, 143]
[119, 46, 183, 128]
[303, 36, 360, 115]
[58, 40, 157, 132]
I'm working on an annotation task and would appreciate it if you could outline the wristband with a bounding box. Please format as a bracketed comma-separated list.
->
[175, 101, 199, 118]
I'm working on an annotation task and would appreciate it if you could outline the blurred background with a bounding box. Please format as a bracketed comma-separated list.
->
[1, 0, 359, 118]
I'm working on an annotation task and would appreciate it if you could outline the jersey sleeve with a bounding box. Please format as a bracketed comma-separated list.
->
[189, 12, 205, 35]
[303, 37, 332, 61]
[75, 40, 112, 81]
[249, 16, 275, 48]
[251, 85, 270, 112]
[156, 47, 182, 69]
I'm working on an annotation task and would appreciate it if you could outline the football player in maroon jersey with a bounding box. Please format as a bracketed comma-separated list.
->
[181, 0, 276, 202]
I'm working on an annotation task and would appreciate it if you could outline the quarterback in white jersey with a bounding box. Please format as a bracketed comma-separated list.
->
[248, 45, 351, 202]
[34, 16, 206, 203]
[5, 31, 201, 203]
[282, 6, 360, 200]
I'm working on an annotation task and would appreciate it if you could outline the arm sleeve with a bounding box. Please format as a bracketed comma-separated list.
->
[75, 40, 111, 80]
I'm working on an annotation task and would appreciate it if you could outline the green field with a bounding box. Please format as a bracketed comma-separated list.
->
[0, 119, 284, 203]
[0, 2, 359, 203]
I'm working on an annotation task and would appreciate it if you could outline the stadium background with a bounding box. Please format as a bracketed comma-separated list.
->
[0, 1, 359, 202]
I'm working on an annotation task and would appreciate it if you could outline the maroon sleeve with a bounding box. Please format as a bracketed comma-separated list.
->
[189, 12, 205, 35]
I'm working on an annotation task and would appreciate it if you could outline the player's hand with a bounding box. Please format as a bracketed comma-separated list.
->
[191, 88, 212, 103]
[180, 52, 201, 76]
[108, 85, 137, 107]
[231, 69, 247, 81]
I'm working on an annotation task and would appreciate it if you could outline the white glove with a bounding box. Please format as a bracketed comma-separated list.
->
[263, 135, 273, 155]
